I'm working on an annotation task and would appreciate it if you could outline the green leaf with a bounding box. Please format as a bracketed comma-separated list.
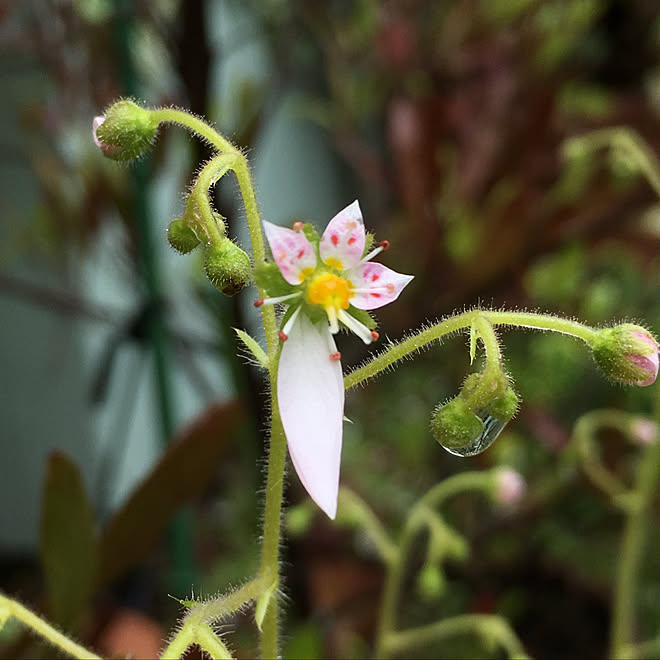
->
[99, 400, 243, 585]
[234, 328, 269, 369]
[40, 452, 99, 630]
[255, 578, 277, 631]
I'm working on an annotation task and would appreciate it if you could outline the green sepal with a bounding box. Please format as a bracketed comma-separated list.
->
[347, 306, 377, 330]
[302, 222, 320, 246]
[234, 328, 269, 369]
[488, 385, 519, 423]
[168, 218, 202, 254]
[303, 304, 326, 325]
[253, 262, 296, 298]
[364, 231, 376, 256]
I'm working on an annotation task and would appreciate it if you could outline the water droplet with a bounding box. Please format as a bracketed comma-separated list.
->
[441, 409, 509, 457]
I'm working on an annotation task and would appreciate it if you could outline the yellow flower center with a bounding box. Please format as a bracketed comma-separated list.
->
[307, 273, 353, 310]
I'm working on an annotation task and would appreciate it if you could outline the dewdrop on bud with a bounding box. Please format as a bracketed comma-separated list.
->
[591, 324, 659, 387]
[431, 397, 484, 457]
[167, 218, 202, 254]
[93, 100, 159, 161]
[204, 239, 251, 296]
[432, 374, 519, 458]
[493, 467, 526, 506]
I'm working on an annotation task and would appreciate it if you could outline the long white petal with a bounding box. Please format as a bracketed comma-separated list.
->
[277, 314, 344, 519]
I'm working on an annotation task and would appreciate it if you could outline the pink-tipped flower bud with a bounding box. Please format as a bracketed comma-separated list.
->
[592, 324, 659, 387]
[93, 100, 159, 161]
[493, 467, 526, 506]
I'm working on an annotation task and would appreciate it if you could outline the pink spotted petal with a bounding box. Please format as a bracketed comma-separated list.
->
[348, 262, 414, 310]
[278, 314, 344, 519]
[263, 220, 317, 285]
[319, 200, 366, 270]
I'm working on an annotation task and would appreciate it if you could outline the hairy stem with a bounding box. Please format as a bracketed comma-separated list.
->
[0, 594, 100, 660]
[345, 310, 597, 391]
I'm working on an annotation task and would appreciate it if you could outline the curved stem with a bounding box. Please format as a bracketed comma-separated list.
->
[150, 106, 278, 353]
[151, 107, 236, 153]
[373, 471, 495, 658]
[345, 310, 597, 391]
[572, 410, 632, 501]
[338, 488, 398, 565]
[381, 613, 528, 659]
[0, 594, 100, 660]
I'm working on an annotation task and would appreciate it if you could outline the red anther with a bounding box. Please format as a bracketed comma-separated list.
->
[371, 330, 380, 341]
[378, 239, 390, 250]
[292, 221, 304, 232]
[330, 351, 342, 362]
[254, 298, 264, 308]
[278, 330, 289, 341]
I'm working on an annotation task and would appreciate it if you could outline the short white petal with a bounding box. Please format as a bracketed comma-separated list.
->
[278, 314, 344, 519]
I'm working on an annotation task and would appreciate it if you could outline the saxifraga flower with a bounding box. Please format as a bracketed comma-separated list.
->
[256, 201, 413, 518]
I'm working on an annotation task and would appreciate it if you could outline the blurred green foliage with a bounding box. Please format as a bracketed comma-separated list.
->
[3, 0, 660, 658]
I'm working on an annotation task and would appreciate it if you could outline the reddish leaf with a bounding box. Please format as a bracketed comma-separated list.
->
[99, 400, 243, 585]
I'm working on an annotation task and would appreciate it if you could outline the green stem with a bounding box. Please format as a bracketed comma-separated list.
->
[610, 419, 660, 656]
[374, 471, 495, 658]
[150, 106, 283, 656]
[0, 594, 100, 660]
[150, 107, 277, 353]
[151, 107, 236, 153]
[338, 488, 398, 564]
[160, 576, 270, 659]
[257, 381, 287, 659]
[572, 410, 634, 502]
[345, 310, 597, 390]
[381, 613, 528, 659]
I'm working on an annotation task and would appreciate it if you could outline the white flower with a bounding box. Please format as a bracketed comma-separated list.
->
[258, 201, 414, 518]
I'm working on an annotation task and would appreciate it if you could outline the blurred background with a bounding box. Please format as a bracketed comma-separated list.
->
[2, 0, 660, 658]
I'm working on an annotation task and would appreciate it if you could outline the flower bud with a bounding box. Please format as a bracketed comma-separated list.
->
[629, 418, 658, 446]
[432, 372, 519, 457]
[416, 564, 446, 601]
[591, 324, 659, 387]
[204, 239, 251, 296]
[492, 467, 526, 506]
[93, 100, 159, 161]
[431, 396, 484, 455]
[167, 218, 202, 254]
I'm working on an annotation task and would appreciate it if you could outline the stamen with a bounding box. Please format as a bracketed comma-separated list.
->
[360, 239, 391, 264]
[292, 221, 304, 232]
[278, 330, 288, 341]
[330, 351, 342, 362]
[325, 305, 340, 334]
[351, 285, 396, 295]
[337, 309, 373, 344]
[371, 330, 380, 341]
[257, 292, 303, 306]
[281, 304, 303, 337]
